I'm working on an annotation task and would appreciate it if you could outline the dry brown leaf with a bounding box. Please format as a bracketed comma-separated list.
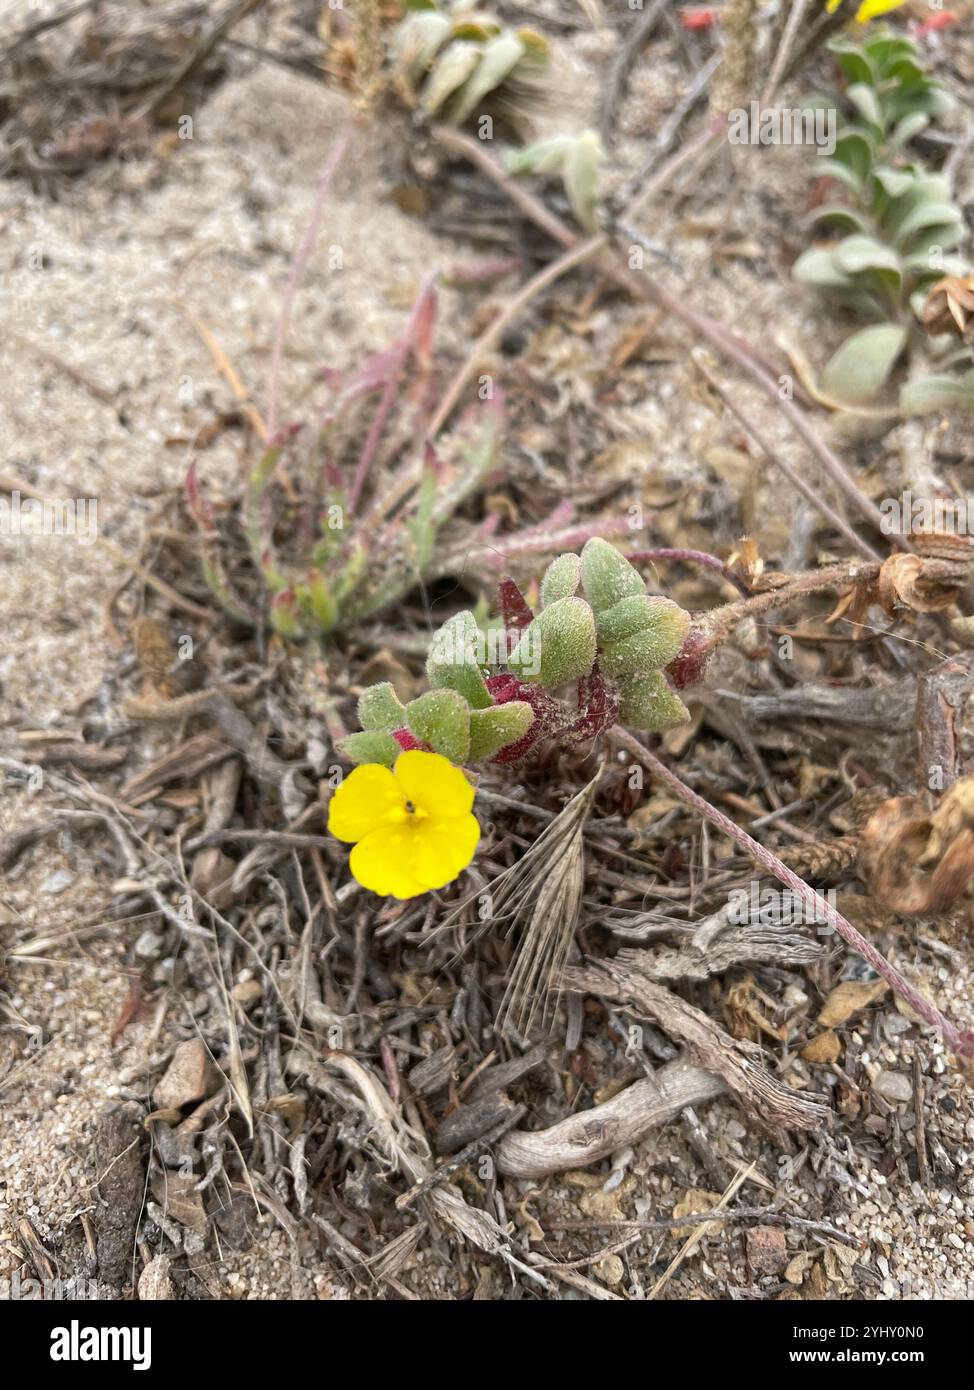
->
[817, 978, 888, 1030]
[859, 779, 974, 915]
[801, 1030, 842, 1064]
[876, 553, 960, 614]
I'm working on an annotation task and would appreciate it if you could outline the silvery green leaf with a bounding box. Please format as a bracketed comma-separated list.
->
[900, 374, 974, 417]
[792, 247, 853, 290]
[394, 12, 452, 84]
[895, 201, 964, 246]
[820, 323, 907, 405]
[503, 135, 575, 176]
[846, 82, 884, 132]
[887, 112, 929, 154]
[563, 129, 603, 233]
[832, 131, 874, 189]
[828, 38, 875, 87]
[833, 235, 902, 279]
[449, 32, 525, 125]
[873, 165, 917, 200]
[813, 158, 865, 197]
[808, 206, 869, 234]
[420, 41, 481, 115]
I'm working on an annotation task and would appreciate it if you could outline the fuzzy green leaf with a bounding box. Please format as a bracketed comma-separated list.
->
[540, 552, 581, 607]
[468, 702, 534, 761]
[406, 690, 471, 763]
[595, 594, 690, 656]
[358, 682, 407, 732]
[580, 538, 645, 612]
[600, 613, 692, 679]
[820, 323, 907, 405]
[338, 731, 401, 767]
[616, 671, 690, 732]
[427, 610, 491, 708]
[507, 596, 596, 688]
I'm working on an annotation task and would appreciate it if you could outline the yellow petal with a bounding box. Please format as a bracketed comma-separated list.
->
[349, 824, 429, 899]
[411, 813, 481, 890]
[328, 763, 405, 843]
[855, 0, 907, 19]
[394, 749, 475, 818]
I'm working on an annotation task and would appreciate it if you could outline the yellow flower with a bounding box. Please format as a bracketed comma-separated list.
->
[328, 750, 480, 900]
[826, 0, 907, 22]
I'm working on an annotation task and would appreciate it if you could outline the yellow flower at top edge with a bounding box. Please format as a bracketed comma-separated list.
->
[826, 0, 908, 23]
[328, 749, 480, 900]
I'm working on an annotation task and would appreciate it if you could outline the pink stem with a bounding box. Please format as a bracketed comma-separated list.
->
[627, 547, 752, 597]
[610, 726, 973, 1058]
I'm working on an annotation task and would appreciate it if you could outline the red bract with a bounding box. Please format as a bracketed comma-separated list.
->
[498, 578, 535, 632]
[667, 629, 711, 689]
[392, 728, 424, 751]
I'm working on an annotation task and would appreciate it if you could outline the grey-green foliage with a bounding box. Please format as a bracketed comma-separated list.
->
[392, 0, 549, 130]
[792, 30, 970, 407]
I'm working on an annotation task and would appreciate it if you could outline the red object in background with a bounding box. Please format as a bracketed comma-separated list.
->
[680, 6, 717, 29]
[913, 12, 958, 39]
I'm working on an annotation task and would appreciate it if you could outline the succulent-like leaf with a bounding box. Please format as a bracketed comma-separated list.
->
[420, 40, 481, 114]
[600, 611, 693, 679]
[449, 32, 525, 125]
[426, 610, 491, 708]
[468, 701, 534, 761]
[338, 731, 401, 766]
[596, 595, 690, 657]
[406, 689, 471, 763]
[900, 372, 974, 416]
[820, 323, 908, 404]
[580, 538, 645, 612]
[563, 129, 602, 233]
[833, 234, 902, 280]
[616, 671, 690, 732]
[792, 247, 854, 290]
[540, 552, 581, 607]
[507, 596, 596, 688]
[358, 682, 407, 732]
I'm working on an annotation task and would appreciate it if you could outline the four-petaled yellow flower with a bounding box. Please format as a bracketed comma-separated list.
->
[826, 0, 907, 23]
[328, 750, 480, 900]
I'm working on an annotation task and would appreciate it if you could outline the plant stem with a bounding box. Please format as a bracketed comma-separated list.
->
[609, 725, 973, 1058]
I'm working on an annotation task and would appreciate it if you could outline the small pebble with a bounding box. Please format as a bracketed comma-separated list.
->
[873, 1071, 913, 1104]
